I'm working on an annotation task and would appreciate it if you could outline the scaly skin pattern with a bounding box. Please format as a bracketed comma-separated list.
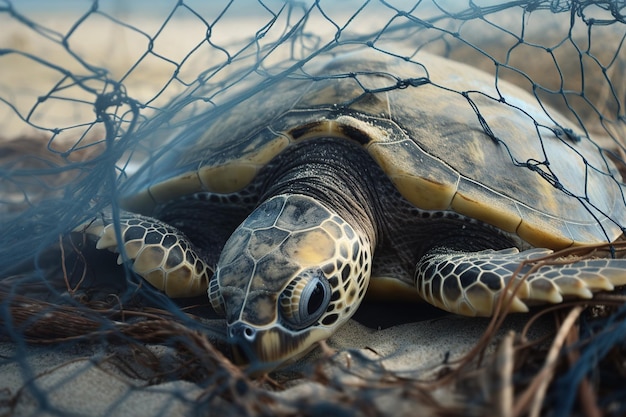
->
[416, 248, 622, 316]
[210, 194, 371, 366]
[80, 212, 212, 298]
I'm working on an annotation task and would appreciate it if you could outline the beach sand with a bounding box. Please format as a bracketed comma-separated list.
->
[0, 313, 553, 416]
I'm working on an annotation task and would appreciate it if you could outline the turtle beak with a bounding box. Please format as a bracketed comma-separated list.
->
[228, 321, 322, 373]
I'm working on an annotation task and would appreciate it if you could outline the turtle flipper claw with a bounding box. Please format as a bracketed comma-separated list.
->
[415, 247, 626, 317]
[78, 212, 213, 298]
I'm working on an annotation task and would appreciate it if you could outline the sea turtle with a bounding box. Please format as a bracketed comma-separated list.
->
[82, 49, 626, 371]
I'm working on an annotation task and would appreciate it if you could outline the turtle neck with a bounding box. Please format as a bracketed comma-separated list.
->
[258, 138, 380, 247]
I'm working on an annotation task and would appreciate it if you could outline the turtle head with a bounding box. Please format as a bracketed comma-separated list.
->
[208, 194, 372, 371]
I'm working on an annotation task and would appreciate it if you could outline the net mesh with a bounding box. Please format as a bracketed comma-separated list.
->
[1, 1, 626, 416]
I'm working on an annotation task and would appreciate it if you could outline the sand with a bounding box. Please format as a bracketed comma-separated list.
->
[0, 313, 552, 416]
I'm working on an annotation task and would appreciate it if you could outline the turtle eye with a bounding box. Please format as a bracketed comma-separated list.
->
[280, 269, 331, 330]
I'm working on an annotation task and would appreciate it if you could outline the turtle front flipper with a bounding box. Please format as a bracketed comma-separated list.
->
[76, 212, 213, 298]
[415, 247, 626, 317]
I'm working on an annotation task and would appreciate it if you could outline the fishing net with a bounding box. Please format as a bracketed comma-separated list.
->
[1, 0, 626, 416]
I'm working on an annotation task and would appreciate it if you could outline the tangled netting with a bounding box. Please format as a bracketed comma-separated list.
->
[1, 1, 626, 416]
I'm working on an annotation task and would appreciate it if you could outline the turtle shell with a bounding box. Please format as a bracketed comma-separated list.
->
[121, 50, 626, 250]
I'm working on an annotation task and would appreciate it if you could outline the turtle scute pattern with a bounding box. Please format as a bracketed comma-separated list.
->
[79, 212, 212, 298]
[121, 50, 625, 251]
[210, 194, 370, 330]
[204, 194, 372, 364]
[417, 248, 622, 317]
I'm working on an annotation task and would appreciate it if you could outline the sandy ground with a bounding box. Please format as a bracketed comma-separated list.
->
[0, 313, 553, 417]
